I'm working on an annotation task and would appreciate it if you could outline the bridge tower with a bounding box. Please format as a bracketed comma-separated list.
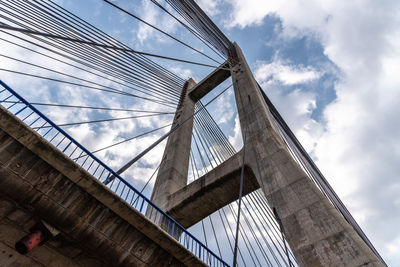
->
[150, 43, 385, 266]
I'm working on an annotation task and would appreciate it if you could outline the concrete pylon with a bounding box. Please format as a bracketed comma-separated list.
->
[230, 42, 383, 266]
[150, 79, 196, 211]
[150, 43, 384, 266]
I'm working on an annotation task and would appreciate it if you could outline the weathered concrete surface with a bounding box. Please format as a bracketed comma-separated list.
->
[0, 105, 206, 267]
[151, 60, 256, 229]
[165, 150, 259, 228]
[150, 62, 259, 229]
[189, 61, 230, 102]
[231, 42, 384, 267]
[151, 79, 196, 211]
[145, 41, 384, 266]
[0, 195, 99, 267]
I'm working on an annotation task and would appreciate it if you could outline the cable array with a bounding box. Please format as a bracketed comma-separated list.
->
[103, 0, 222, 65]
[188, 99, 298, 267]
[0, 0, 185, 106]
[0, 0, 186, 211]
[150, 0, 226, 62]
[0, 0, 191, 180]
[165, 0, 234, 59]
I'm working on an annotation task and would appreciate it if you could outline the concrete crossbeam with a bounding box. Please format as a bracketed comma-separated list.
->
[189, 61, 231, 102]
[165, 150, 259, 228]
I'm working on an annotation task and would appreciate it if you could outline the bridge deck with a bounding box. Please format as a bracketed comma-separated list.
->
[0, 81, 227, 266]
[0, 105, 208, 266]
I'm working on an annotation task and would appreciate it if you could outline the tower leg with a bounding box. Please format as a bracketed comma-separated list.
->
[231, 42, 384, 266]
[150, 79, 196, 211]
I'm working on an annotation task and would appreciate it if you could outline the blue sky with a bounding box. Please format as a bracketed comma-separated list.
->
[1, 0, 400, 265]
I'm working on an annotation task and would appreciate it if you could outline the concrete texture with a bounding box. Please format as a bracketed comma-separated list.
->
[189, 61, 230, 102]
[0, 105, 206, 267]
[150, 61, 260, 229]
[165, 151, 259, 228]
[0, 195, 99, 267]
[150, 79, 196, 211]
[230, 42, 384, 266]
[151, 42, 385, 266]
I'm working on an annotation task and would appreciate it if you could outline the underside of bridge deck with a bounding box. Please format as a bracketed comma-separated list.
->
[0, 106, 206, 267]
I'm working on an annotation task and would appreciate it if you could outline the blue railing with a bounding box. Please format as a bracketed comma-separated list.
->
[0, 80, 229, 267]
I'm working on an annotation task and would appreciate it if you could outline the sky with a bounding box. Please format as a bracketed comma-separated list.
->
[1, 0, 399, 265]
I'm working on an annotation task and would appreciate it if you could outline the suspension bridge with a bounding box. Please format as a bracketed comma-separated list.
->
[0, 0, 386, 266]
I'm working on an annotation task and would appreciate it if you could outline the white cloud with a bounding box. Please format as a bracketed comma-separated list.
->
[169, 65, 193, 80]
[196, 0, 222, 16]
[136, 0, 178, 44]
[215, 89, 234, 124]
[255, 60, 321, 85]
[228, 115, 243, 151]
[136, 0, 159, 44]
[256, 82, 323, 154]
[254, 58, 324, 153]
[222, 0, 327, 30]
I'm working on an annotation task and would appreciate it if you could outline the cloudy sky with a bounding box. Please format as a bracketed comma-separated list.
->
[1, 0, 399, 265]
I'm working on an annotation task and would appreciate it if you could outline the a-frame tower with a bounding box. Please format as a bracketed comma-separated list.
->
[150, 43, 385, 266]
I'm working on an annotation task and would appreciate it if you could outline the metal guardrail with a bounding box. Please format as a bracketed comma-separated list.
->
[0, 80, 230, 267]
